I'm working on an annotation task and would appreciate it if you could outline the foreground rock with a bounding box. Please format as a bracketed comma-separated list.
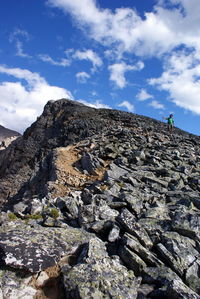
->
[0, 220, 93, 273]
[62, 238, 141, 299]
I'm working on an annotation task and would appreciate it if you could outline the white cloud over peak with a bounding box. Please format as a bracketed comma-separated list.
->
[108, 61, 144, 88]
[38, 54, 70, 67]
[136, 89, 154, 101]
[149, 49, 200, 114]
[118, 101, 134, 112]
[0, 66, 73, 133]
[76, 71, 90, 83]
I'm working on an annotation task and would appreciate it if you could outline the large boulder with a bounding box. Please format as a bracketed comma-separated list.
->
[0, 220, 93, 273]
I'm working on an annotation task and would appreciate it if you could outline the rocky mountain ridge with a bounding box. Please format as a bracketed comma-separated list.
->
[0, 99, 199, 298]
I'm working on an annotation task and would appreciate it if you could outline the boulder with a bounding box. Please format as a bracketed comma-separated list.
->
[0, 220, 93, 273]
[62, 238, 141, 298]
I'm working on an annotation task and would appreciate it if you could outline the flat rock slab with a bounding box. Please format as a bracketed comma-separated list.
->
[0, 221, 92, 273]
[117, 208, 153, 248]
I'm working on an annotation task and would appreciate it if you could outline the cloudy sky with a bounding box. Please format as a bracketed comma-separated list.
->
[1, 0, 200, 134]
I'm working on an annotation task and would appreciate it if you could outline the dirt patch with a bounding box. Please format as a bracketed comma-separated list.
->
[49, 145, 106, 198]
[30, 264, 65, 299]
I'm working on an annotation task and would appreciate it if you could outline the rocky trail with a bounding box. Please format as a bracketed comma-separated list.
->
[0, 99, 199, 298]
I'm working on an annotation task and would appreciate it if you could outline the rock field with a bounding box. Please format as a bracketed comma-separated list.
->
[0, 99, 199, 298]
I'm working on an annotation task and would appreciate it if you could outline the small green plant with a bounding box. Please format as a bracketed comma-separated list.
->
[28, 213, 43, 220]
[8, 213, 18, 221]
[51, 208, 59, 219]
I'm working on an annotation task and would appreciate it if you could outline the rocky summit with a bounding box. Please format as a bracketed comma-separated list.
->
[0, 99, 200, 299]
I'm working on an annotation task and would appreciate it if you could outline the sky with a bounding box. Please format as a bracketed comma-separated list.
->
[1, 0, 200, 135]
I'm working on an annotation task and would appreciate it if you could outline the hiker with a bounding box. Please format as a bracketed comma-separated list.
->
[163, 114, 174, 134]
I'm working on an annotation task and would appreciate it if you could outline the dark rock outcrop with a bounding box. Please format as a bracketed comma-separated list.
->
[0, 98, 200, 298]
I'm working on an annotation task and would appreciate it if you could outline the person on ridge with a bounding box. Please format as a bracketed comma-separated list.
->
[163, 114, 174, 134]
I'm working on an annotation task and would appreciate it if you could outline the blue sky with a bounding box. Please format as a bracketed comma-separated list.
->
[1, 0, 200, 134]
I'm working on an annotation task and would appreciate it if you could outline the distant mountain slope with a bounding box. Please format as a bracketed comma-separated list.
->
[0, 124, 20, 142]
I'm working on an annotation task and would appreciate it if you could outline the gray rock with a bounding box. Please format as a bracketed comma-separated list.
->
[0, 220, 93, 273]
[108, 224, 120, 242]
[62, 238, 141, 299]
[0, 270, 38, 299]
[122, 233, 163, 267]
[107, 201, 127, 209]
[118, 245, 146, 275]
[157, 232, 199, 277]
[29, 198, 44, 215]
[80, 152, 100, 174]
[78, 204, 96, 227]
[143, 266, 200, 299]
[186, 260, 200, 294]
[171, 211, 200, 239]
[56, 195, 80, 218]
[13, 202, 29, 216]
[99, 202, 119, 220]
[107, 182, 121, 197]
[104, 162, 130, 180]
[117, 208, 153, 248]
[166, 278, 200, 299]
[120, 191, 144, 216]
[143, 205, 170, 221]
[90, 220, 112, 234]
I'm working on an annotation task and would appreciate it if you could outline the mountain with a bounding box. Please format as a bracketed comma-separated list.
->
[0, 124, 20, 150]
[0, 124, 20, 140]
[0, 99, 199, 298]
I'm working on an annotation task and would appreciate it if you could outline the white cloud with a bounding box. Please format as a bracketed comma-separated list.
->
[78, 99, 110, 109]
[76, 71, 90, 83]
[47, 0, 200, 57]
[90, 90, 98, 96]
[149, 100, 165, 110]
[47, 0, 105, 27]
[149, 49, 200, 114]
[108, 61, 144, 88]
[118, 101, 134, 112]
[47, 0, 200, 113]
[0, 65, 73, 133]
[136, 89, 154, 101]
[73, 49, 103, 70]
[15, 41, 31, 58]
[9, 29, 31, 58]
[38, 54, 70, 66]
[9, 29, 31, 43]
